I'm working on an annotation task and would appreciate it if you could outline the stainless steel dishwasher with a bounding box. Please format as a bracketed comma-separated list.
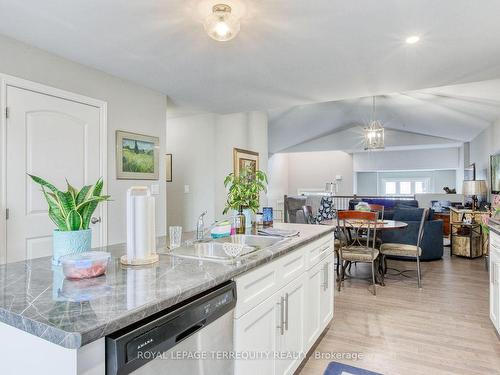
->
[106, 281, 236, 375]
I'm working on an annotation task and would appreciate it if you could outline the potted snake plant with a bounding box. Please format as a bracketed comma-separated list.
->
[223, 167, 267, 234]
[29, 175, 110, 265]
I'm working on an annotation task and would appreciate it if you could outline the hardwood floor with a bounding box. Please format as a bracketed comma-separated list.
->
[299, 249, 500, 375]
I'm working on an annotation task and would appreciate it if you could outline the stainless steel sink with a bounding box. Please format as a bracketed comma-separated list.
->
[167, 234, 286, 263]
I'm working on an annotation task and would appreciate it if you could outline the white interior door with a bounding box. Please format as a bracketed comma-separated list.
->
[5, 85, 104, 263]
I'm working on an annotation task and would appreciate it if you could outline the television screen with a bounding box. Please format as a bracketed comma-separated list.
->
[491, 154, 500, 194]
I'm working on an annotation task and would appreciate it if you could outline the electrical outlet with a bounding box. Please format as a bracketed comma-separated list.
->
[184, 185, 190, 194]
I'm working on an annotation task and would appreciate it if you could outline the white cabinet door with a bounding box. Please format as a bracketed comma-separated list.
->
[304, 260, 322, 349]
[490, 252, 500, 332]
[234, 293, 281, 375]
[278, 273, 306, 375]
[304, 254, 335, 350]
[319, 254, 335, 331]
[5, 85, 104, 263]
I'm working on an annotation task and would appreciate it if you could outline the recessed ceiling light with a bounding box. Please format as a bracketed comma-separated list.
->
[405, 35, 420, 44]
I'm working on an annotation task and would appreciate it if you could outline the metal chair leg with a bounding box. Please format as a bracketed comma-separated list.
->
[416, 254, 422, 289]
[337, 258, 343, 292]
[371, 261, 376, 295]
[335, 250, 340, 282]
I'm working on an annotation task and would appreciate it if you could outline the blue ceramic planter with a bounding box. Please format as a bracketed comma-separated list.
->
[52, 229, 92, 265]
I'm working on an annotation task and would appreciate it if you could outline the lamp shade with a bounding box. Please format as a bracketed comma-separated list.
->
[462, 180, 487, 196]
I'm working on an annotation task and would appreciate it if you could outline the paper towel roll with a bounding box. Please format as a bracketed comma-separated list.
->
[148, 196, 156, 255]
[134, 195, 149, 259]
[126, 187, 157, 263]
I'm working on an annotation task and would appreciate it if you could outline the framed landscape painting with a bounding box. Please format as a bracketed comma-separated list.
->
[233, 148, 259, 177]
[116, 130, 159, 180]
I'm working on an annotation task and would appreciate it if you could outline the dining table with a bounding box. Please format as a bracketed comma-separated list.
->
[320, 219, 408, 286]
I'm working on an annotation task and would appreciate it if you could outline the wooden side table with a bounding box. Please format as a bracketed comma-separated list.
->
[450, 223, 482, 258]
[450, 207, 489, 255]
[433, 212, 450, 237]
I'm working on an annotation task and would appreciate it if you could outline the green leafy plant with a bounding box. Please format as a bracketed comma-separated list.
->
[29, 175, 110, 231]
[223, 167, 267, 214]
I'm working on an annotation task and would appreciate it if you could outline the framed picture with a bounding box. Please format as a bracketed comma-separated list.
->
[116, 130, 159, 180]
[491, 154, 500, 194]
[165, 154, 172, 182]
[233, 148, 259, 177]
[464, 162, 476, 181]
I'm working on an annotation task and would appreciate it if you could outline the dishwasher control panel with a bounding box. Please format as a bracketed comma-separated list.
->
[105, 281, 236, 375]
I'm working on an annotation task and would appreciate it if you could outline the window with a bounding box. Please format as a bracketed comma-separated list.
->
[415, 181, 425, 194]
[382, 178, 430, 196]
[385, 181, 396, 195]
[399, 181, 411, 195]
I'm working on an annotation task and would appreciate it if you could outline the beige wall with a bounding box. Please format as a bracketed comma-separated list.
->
[0, 34, 168, 244]
[287, 151, 354, 195]
[267, 151, 354, 206]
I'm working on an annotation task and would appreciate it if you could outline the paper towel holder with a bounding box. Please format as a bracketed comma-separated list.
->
[120, 186, 160, 266]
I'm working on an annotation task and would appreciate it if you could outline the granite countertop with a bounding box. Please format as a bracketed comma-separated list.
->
[0, 223, 333, 349]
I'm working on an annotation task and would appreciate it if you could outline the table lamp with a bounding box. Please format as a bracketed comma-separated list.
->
[462, 180, 487, 210]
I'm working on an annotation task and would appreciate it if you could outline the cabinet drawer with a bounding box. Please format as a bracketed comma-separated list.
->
[278, 246, 306, 287]
[304, 235, 334, 270]
[234, 246, 306, 318]
[234, 259, 281, 318]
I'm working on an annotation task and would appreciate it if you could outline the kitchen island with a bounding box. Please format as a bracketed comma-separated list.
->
[0, 223, 334, 374]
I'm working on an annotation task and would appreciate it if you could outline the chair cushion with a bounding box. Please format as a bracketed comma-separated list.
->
[340, 246, 379, 262]
[380, 243, 422, 256]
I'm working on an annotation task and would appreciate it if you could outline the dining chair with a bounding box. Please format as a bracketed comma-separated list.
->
[337, 210, 380, 295]
[369, 204, 385, 220]
[301, 205, 315, 224]
[379, 208, 428, 289]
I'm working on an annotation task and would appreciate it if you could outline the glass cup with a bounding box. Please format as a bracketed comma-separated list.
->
[169, 226, 182, 249]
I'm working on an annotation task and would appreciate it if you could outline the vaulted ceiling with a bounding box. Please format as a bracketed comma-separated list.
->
[0, 0, 500, 115]
[268, 79, 500, 153]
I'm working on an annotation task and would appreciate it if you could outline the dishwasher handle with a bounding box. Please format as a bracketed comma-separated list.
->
[175, 320, 206, 343]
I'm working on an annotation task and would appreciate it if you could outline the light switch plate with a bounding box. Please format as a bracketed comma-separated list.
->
[184, 185, 190, 194]
[151, 184, 160, 195]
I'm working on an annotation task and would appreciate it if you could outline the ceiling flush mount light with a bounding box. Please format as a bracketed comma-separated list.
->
[363, 96, 385, 150]
[405, 35, 420, 44]
[204, 4, 241, 41]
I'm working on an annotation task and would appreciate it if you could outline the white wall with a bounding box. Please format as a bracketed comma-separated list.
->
[0, 34, 167, 245]
[353, 148, 460, 171]
[267, 153, 289, 205]
[166, 113, 217, 230]
[470, 118, 500, 180]
[166, 111, 268, 231]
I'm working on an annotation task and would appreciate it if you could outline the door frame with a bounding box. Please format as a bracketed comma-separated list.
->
[0, 73, 108, 263]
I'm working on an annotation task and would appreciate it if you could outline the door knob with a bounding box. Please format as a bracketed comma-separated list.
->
[91, 217, 101, 224]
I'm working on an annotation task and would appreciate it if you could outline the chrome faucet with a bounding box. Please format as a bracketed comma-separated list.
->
[196, 211, 207, 241]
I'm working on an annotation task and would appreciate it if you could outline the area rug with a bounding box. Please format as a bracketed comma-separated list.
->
[323, 361, 382, 375]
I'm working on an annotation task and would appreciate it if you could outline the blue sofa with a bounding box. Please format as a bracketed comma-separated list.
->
[379, 207, 443, 261]
[348, 198, 419, 220]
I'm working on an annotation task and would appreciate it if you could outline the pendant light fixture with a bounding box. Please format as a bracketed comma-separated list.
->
[204, 4, 241, 41]
[363, 96, 385, 150]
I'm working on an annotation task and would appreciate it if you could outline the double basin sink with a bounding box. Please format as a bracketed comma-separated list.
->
[168, 234, 286, 263]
